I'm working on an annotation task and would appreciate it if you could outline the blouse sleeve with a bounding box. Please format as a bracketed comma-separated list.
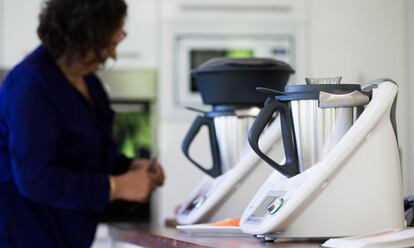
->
[5, 76, 110, 212]
[111, 154, 132, 175]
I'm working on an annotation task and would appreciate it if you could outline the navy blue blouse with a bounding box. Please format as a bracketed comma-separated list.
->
[0, 46, 131, 247]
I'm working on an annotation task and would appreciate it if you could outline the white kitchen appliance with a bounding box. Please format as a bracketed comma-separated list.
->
[176, 58, 294, 224]
[240, 80, 405, 239]
[176, 119, 282, 224]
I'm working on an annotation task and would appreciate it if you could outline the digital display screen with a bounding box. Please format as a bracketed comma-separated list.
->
[252, 196, 277, 218]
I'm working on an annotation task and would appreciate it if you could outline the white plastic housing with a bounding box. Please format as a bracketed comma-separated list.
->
[240, 81, 405, 238]
[176, 118, 284, 224]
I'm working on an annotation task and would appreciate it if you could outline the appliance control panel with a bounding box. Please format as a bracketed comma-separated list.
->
[241, 166, 314, 226]
[245, 191, 287, 225]
[178, 173, 226, 215]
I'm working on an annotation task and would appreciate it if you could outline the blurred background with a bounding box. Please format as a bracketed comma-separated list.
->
[1, 0, 413, 246]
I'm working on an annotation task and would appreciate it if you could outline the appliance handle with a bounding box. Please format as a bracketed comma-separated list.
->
[181, 115, 222, 178]
[319, 90, 370, 108]
[248, 97, 300, 177]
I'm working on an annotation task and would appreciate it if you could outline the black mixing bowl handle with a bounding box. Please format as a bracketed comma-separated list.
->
[248, 97, 300, 177]
[181, 115, 222, 178]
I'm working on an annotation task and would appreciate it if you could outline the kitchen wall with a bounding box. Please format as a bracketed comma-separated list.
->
[0, 0, 3, 70]
[308, 0, 412, 194]
[407, 0, 414, 196]
[0, 0, 42, 69]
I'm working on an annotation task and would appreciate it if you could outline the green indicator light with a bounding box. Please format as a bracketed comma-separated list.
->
[226, 49, 254, 58]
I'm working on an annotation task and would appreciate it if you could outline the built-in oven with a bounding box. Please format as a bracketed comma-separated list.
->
[175, 34, 294, 105]
[98, 71, 156, 222]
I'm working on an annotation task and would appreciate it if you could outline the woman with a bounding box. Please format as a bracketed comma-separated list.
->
[0, 0, 164, 247]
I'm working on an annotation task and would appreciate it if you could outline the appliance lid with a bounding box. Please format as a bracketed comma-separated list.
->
[277, 84, 364, 101]
[191, 57, 294, 106]
[192, 57, 295, 74]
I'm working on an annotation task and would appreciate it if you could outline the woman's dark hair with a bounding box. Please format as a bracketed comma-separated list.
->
[37, 0, 127, 63]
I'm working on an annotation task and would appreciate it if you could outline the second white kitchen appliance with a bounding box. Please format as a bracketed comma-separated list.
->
[176, 58, 293, 224]
[176, 120, 282, 224]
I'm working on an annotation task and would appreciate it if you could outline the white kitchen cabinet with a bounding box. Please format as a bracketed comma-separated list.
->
[160, 0, 307, 22]
[111, 0, 158, 70]
[0, 0, 158, 70]
[1, 0, 42, 69]
[0, 1, 3, 67]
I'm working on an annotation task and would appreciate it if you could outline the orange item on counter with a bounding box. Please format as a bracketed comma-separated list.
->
[207, 217, 240, 226]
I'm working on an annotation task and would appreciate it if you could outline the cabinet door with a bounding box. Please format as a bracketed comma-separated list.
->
[111, 0, 157, 70]
[1, 0, 157, 70]
[160, 0, 306, 22]
[2, 0, 42, 69]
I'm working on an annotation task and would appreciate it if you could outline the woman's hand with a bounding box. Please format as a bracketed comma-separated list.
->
[110, 166, 155, 202]
[131, 158, 165, 187]
[109, 159, 165, 202]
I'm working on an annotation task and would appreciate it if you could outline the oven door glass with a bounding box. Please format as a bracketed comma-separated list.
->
[176, 35, 293, 105]
[112, 102, 152, 159]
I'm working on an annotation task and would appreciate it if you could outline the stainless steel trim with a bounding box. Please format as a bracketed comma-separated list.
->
[319, 90, 370, 108]
[214, 115, 257, 172]
[234, 107, 261, 117]
[291, 99, 357, 171]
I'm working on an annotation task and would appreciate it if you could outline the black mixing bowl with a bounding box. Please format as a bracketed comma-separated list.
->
[192, 57, 295, 105]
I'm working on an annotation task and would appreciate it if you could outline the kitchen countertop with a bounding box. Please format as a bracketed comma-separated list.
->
[109, 223, 325, 248]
